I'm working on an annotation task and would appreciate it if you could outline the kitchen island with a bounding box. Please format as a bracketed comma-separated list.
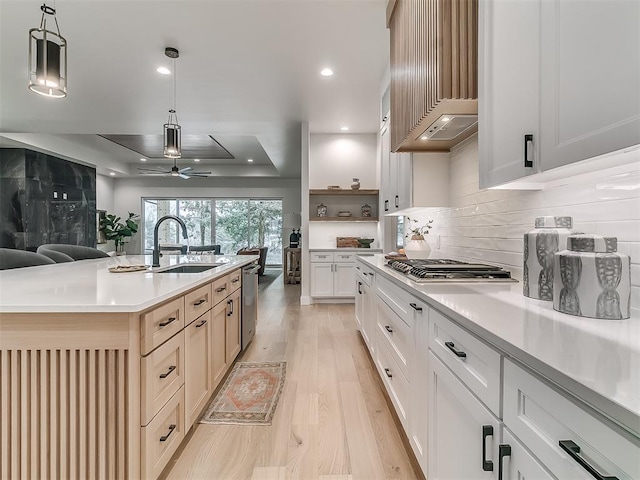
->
[0, 253, 258, 480]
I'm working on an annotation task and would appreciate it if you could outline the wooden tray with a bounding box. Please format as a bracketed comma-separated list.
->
[108, 265, 149, 273]
[336, 237, 360, 248]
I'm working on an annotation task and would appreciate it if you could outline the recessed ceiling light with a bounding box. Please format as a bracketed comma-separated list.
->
[442, 116, 451, 122]
[341, 126, 349, 131]
[247, 158, 254, 163]
[157, 67, 171, 75]
[194, 158, 200, 162]
[421, 136, 428, 140]
[109, 172, 116, 176]
[140, 158, 147, 162]
[320, 68, 334, 77]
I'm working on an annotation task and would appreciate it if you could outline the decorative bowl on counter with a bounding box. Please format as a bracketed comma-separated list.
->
[357, 238, 374, 248]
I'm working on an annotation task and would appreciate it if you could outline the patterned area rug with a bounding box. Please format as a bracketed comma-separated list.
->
[200, 362, 286, 425]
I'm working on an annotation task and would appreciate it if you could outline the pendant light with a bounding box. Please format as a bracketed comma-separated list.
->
[28, 4, 67, 98]
[163, 47, 181, 159]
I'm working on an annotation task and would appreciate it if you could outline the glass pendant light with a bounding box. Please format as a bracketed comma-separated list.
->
[163, 47, 181, 158]
[28, 4, 67, 98]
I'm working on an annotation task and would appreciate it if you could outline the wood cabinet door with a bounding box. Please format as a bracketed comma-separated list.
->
[478, 0, 541, 188]
[225, 289, 241, 365]
[211, 301, 228, 389]
[184, 309, 213, 429]
[310, 263, 334, 297]
[334, 263, 355, 297]
[540, 0, 640, 171]
[428, 352, 499, 480]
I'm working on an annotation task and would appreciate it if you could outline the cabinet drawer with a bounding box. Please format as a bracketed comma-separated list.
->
[211, 275, 230, 306]
[227, 269, 242, 293]
[504, 359, 638, 480]
[141, 331, 185, 426]
[429, 309, 501, 416]
[376, 275, 414, 327]
[334, 252, 355, 263]
[376, 328, 410, 432]
[140, 297, 185, 356]
[184, 283, 212, 325]
[310, 252, 333, 263]
[141, 386, 185, 480]
[355, 262, 374, 287]
[376, 298, 413, 380]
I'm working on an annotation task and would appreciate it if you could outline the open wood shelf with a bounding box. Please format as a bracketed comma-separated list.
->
[309, 217, 379, 222]
[309, 189, 379, 196]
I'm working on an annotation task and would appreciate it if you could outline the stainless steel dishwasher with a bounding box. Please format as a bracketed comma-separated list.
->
[241, 263, 260, 350]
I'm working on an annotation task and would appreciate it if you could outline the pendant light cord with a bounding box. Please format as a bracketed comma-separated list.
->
[173, 57, 178, 122]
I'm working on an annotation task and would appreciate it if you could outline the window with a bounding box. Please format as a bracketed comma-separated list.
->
[396, 216, 405, 250]
[142, 197, 283, 265]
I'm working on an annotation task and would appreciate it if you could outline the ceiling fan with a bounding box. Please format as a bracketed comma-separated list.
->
[137, 159, 211, 179]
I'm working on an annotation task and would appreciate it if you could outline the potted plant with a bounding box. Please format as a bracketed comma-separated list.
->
[99, 212, 140, 255]
[404, 217, 433, 259]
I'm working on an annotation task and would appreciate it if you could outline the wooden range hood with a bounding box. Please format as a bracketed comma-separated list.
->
[387, 0, 478, 152]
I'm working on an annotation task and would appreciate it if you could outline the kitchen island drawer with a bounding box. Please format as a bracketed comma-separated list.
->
[140, 296, 185, 355]
[504, 359, 639, 480]
[429, 308, 501, 416]
[141, 386, 185, 480]
[211, 274, 231, 305]
[184, 283, 212, 324]
[227, 268, 242, 293]
[141, 331, 185, 425]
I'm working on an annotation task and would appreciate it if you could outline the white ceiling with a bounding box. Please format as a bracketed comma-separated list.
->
[0, 0, 389, 178]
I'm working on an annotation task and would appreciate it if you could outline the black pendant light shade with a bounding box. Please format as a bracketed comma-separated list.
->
[164, 110, 182, 158]
[28, 4, 67, 98]
[163, 47, 181, 158]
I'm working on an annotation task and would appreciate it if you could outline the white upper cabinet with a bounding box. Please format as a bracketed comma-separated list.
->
[539, 0, 640, 171]
[478, 0, 541, 189]
[479, 0, 640, 189]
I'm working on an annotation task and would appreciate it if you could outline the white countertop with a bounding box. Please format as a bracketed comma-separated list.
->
[0, 254, 258, 314]
[358, 254, 640, 436]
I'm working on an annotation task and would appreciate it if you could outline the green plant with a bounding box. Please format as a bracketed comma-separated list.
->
[99, 212, 140, 248]
[405, 217, 433, 239]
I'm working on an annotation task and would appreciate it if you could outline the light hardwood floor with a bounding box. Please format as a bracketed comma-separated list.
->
[164, 272, 420, 480]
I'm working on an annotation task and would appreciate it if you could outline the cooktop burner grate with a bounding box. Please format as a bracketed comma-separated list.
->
[386, 259, 517, 283]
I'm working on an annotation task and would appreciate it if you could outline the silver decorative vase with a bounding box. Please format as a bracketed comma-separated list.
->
[523, 216, 577, 300]
[553, 234, 631, 319]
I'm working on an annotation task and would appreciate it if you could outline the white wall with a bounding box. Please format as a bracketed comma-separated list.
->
[112, 176, 301, 255]
[96, 174, 115, 212]
[309, 134, 377, 189]
[405, 135, 640, 311]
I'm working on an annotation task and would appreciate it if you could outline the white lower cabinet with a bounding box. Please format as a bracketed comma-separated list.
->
[310, 252, 355, 298]
[500, 428, 554, 480]
[410, 303, 429, 473]
[428, 351, 500, 480]
[355, 266, 376, 351]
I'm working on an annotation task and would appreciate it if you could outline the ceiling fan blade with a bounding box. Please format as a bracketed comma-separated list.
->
[187, 174, 209, 178]
[186, 171, 212, 175]
[178, 166, 193, 173]
[138, 167, 170, 173]
[179, 173, 190, 180]
[138, 172, 169, 176]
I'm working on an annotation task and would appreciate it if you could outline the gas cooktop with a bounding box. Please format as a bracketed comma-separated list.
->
[386, 258, 517, 283]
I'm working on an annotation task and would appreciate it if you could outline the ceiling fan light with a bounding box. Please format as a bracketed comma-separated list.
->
[28, 5, 67, 98]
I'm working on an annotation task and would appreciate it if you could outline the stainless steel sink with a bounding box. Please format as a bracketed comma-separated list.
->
[156, 264, 221, 274]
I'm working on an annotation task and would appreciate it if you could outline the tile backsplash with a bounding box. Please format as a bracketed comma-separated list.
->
[405, 136, 640, 310]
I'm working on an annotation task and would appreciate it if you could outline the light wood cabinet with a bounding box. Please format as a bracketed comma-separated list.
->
[184, 283, 212, 325]
[184, 310, 213, 429]
[140, 296, 185, 356]
[225, 288, 241, 365]
[479, 0, 640, 188]
[211, 300, 228, 388]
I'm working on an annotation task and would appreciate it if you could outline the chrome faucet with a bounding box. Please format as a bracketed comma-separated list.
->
[152, 215, 188, 267]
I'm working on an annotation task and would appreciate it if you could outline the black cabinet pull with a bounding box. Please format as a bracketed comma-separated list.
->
[195, 319, 207, 328]
[498, 444, 511, 480]
[215, 286, 227, 293]
[159, 424, 176, 442]
[524, 134, 534, 168]
[395, 195, 399, 207]
[409, 303, 422, 312]
[384, 200, 389, 212]
[385, 325, 393, 333]
[357, 282, 362, 295]
[158, 317, 176, 328]
[445, 341, 467, 358]
[232, 278, 240, 283]
[559, 440, 619, 480]
[482, 425, 494, 471]
[227, 299, 234, 317]
[193, 299, 206, 306]
[384, 368, 392, 378]
[159, 365, 176, 379]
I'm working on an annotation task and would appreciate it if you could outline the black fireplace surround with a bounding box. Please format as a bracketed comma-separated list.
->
[0, 148, 97, 251]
